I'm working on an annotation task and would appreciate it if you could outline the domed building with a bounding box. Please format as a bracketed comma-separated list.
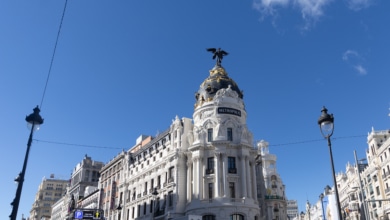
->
[96, 50, 268, 220]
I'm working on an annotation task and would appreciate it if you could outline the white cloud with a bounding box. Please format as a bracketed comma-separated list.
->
[346, 0, 375, 11]
[342, 50, 367, 75]
[295, 0, 330, 19]
[294, 0, 332, 29]
[252, 0, 332, 30]
[252, 0, 290, 18]
[354, 65, 367, 75]
[253, 0, 377, 30]
[342, 50, 359, 61]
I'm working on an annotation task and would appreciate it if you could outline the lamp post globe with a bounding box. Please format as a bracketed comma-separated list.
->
[26, 106, 44, 131]
[10, 106, 44, 220]
[318, 107, 334, 138]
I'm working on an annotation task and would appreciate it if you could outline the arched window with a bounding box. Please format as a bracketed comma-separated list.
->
[230, 214, 244, 220]
[203, 214, 216, 220]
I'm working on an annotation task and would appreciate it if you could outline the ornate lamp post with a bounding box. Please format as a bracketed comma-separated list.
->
[319, 193, 326, 220]
[10, 106, 44, 220]
[317, 106, 342, 220]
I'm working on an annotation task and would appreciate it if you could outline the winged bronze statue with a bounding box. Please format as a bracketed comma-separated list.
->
[206, 48, 228, 66]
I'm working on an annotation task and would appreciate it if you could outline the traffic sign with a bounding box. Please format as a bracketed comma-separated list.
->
[72, 209, 104, 220]
[74, 210, 83, 219]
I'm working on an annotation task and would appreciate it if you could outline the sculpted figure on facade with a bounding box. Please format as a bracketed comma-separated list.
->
[171, 115, 182, 130]
[193, 126, 201, 143]
[215, 118, 224, 138]
[187, 131, 194, 145]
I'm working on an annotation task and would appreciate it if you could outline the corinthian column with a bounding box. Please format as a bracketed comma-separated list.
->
[246, 159, 251, 198]
[214, 153, 220, 197]
[187, 160, 192, 201]
[223, 153, 228, 197]
[193, 157, 199, 198]
[198, 156, 203, 200]
[251, 160, 257, 199]
[241, 155, 247, 198]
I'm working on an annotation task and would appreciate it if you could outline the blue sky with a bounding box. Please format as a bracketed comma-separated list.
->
[1, 0, 389, 218]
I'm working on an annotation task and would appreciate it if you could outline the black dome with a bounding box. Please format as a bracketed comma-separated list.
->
[195, 66, 243, 107]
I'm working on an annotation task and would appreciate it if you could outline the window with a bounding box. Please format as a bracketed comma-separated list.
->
[207, 157, 214, 174]
[203, 215, 216, 220]
[228, 157, 237, 173]
[157, 175, 161, 188]
[230, 214, 244, 220]
[169, 167, 174, 182]
[150, 200, 154, 213]
[168, 191, 174, 207]
[156, 197, 160, 211]
[209, 183, 213, 199]
[229, 182, 235, 198]
[143, 202, 147, 215]
[207, 128, 213, 142]
[227, 128, 233, 141]
[376, 186, 380, 196]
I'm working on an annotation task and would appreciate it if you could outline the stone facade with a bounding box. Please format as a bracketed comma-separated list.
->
[29, 175, 68, 220]
[97, 64, 267, 220]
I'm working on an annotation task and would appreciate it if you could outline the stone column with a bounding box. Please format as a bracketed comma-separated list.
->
[251, 161, 257, 199]
[198, 156, 203, 200]
[186, 160, 192, 201]
[214, 153, 220, 197]
[246, 158, 252, 198]
[193, 157, 199, 198]
[241, 155, 247, 198]
[223, 153, 228, 197]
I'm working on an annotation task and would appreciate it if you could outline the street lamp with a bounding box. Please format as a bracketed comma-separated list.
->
[317, 106, 342, 220]
[10, 106, 44, 220]
[319, 193, 326, 220]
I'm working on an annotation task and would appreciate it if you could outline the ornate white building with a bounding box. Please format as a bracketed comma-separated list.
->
[258, 140, 288, 220]
[98, 57, 268, 220]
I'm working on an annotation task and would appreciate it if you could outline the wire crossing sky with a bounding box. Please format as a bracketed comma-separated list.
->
[39, 0, 68, 109]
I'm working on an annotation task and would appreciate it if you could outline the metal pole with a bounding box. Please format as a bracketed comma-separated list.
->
[320, 195, 326, 220]
[327, 136, 343, 220]
[354, 150, 369, 220]
[10, 122, 35, 220]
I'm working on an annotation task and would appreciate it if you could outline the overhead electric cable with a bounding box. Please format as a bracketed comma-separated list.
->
[268, 134, 366, 147]
[34, 139, 123, 150]
[34, 134, 367, 150]
[40, 0, 68, 109]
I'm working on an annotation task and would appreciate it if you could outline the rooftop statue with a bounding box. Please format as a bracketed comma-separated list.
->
[206, 48, 228, 66]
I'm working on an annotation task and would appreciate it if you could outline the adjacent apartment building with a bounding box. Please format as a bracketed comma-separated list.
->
[29, 174, 68, 220]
